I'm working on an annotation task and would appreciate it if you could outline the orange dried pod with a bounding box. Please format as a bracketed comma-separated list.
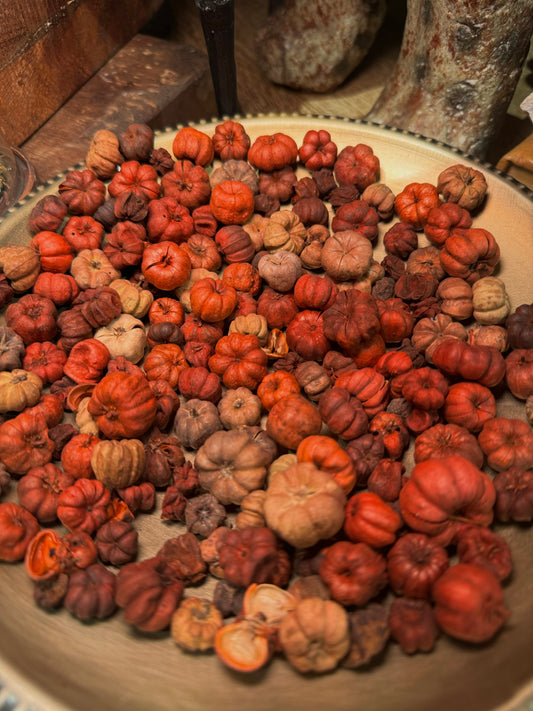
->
[190, 277, 238, 323]
[141, 241, 192, 291]
[296, 435, 357, 495]
[25, 528, 63, 581]
[172, 126, 214, 166]
[0, 502, 40, 562]
[394, 182, 441, 230]
[266, 394, 322, 450]
[257, 371, 300, 411]
[87, 371, 157, 439]
[478, 417, 533, 472]
[210, 180, 255, 225]
[212, 119, 251, 161]
[215, 618, 272, 672]
[143, 343, 189, 388]
[208, 333, 268, 391]
[344, 491, 402, 548]
[248, 132, 298, 171]
[443, 381, 496, 432]
[30, 231, 73, 273]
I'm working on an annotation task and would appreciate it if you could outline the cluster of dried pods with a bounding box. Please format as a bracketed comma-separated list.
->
[0, 120, 532, 675]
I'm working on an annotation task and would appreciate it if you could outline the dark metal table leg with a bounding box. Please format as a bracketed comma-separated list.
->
[194, 0, 240, 117]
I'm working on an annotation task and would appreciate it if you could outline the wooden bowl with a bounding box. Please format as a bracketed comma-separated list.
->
[0, 116, 532, 711]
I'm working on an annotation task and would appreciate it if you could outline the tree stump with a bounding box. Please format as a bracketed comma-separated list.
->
[366, 0, 533, 158]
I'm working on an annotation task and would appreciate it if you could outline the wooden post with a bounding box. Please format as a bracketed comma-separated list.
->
[366, 0, 533, 158]
[195, 0, 240, 116]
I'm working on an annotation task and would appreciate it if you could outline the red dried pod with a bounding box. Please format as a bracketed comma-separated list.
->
[344, 491, 402, 548]
[157, 532, 207, 585]
[192, 204, 218, 237]
[478, 417, 533, 472]
[63, 215, 105, 252]
[161, 485, 187, 522]
[33, 272, 80, 307]
[345, 432, 385, 487]
[286, 310, 331, 362]
[0, 409, 55, 476]
[432, 564, 510, 643]
[60, 433, 99, 479]
[505, 348, 533, 400]
[17, 463, 75, 523]
[212, 120, 251, 162]
[413, 423, 484, 468]
[208, 333, 268, 391]
[330, 200, 379, 242]
[293, 273, 338, 311]
[394, 182, 440, 230]
[149, 378, 181, 431]
[319, 540, 388, 606]
[455, 525, 512, 581]
[399, 455, 495, 546]
[57, 478, 111, 535]
[257, 287, 299, 330]
[56, 307, 93, 353]
[177, 366, 222, 403]
[0, 502, 40, 562]
[161, 159, 210, 210]
[383, 222, 418, 259]
[387, 533, 449, 599]
[368, 411, 410, 460]
[63, 338, 110, 384]
[377, 298, 415, 343]
[22, 341, 67, 385]
[401, 366, 449, 411]
[389, 597, 439, 654]
[259, 166, 297, 203]
[333, 144, 380, 191]
[5, 293, 58, 345]
[116, 482, 156, 514]
[75, 286, 122, 329]
[424, 202, 472, 247]
[506, 304, 533, 349]
[440, 227, 500, 283]
[334, 367, 389, 418]
[394, 273, 438, 302]
[172, 461, 199, 496]
[108, 161, 160, 203]
[115, 557, 184, 632]
[218, 526, 284, 588]
[298, 129, 337, 170]
[29, 194, 68, 234]
[432, 339, 505, 388]
[323, 289, 381, 360]
[443, 381, 496, 433]
[58, 169, 106, 216]
[143, 432, 185, 488]
[367, 459, 405, 502]
[102, 221, 146, 270]
[65, 563, 117, 621]
[146, 197, 194, 244]
[492, 467, 533, 523]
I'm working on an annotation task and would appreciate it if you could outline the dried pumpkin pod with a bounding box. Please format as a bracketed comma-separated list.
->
[0, 369, 42, 413]
[91, 439, 145, 489]
[264, 462, 346, 549]
[108, 278, 154, 318]
[194, 429, 269, 506]
[0, 245, 40, 292]
[215, 618, 272, 673]
[94, 314, 147, 363]
[278, 597, 351, 674]
[171, 597, 223, 652]
[86, 129, 123, 179]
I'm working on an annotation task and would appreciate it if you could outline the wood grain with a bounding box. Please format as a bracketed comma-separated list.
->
[0, 0, 164, 146]
[21, 35, 216, 183]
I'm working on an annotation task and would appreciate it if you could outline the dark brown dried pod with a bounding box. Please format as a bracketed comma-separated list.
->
[150, 147, 175, 175]
[95, 520, 138, 566]
[388, 597, 439, 655]
[33, 573, 69, 611]
[185, 493, 226, 538]
[29, 195, 68, 234]
[119, 123, 154, 163]
[64, 563, 117, 621]
[342, 603, 390, 668]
